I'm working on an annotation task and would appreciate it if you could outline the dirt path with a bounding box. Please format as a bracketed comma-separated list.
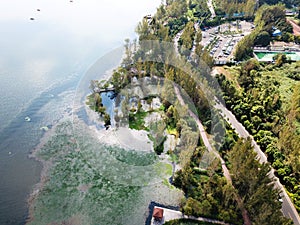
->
[287, 18, 300, 36]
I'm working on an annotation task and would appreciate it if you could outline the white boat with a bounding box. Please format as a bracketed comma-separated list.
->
[40, 126, 49, 131]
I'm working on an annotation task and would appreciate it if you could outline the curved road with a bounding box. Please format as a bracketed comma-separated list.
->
[172, 23, 300, 224]
[174, 85, 252, 225]
[214, 99, 300, 225]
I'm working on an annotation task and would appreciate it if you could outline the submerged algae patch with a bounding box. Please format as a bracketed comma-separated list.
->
[105, 145, 157, 166]
[29, 121, 179, 225]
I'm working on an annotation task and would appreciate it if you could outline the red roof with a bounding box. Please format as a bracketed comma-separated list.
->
[153, 207, 164, 220]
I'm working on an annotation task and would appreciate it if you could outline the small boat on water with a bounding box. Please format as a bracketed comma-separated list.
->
[25, 116, 31, 122]
[40, 126, 49, 131]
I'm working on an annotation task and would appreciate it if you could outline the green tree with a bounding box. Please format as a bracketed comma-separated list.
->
[234, 32, 256, 61]
[94, 93, 102, 109]
[273, 54, 288, 67]
[228, 139, 292, 225]
[123, 38, 133, 68]
[136, 19, 151, 41]
[104, 113, 111, 128]
[98, 105, 106, 116]
[254, 31, 271, 47]
[179, 21, 196, 54]
[167, 0, 188, 18]
[238, 59, 260, 90]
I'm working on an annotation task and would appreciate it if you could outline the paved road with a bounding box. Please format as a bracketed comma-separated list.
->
[214, 99, 300, 225]
[207, 0, 216, 18]
[287, 18, 300, 36]
[173, 24, 300, 224]
[174, 85, 252, 225]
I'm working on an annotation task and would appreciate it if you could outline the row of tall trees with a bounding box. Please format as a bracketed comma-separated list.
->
[173, 137, 292, 224]
[174, 147, 243, 224]
[214, 0, 256, 18]
[179, 21, 196, 54]
[216, 61, 300, 212]
[228, 139, 292, 225]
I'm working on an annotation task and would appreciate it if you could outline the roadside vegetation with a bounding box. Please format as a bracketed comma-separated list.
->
[173, 138, 292, 225]
[173, 146, 243, 224]
[228, 139, 292, 225]
[216, 60, 300, 212]
[86, 0, 300, 223]
[235, 4, 294, 61]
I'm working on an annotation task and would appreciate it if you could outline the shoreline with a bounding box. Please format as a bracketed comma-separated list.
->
[26, 113, 72, 223]
[26, 110, 182, 224]
[25, 54, 184, 224]
[26, 65, 119, 223]
[26, 99, 181, 224]
[25, 71, 155, 224]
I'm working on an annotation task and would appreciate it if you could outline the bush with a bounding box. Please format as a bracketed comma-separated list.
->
[254, 31, 271, 47]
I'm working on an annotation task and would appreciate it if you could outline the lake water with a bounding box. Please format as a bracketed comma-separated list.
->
[0, 1, 160, 224]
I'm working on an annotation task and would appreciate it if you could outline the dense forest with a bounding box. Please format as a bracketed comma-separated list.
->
[173, 139, 292, 225]
[228, 139, 292, 225]
[213, 0, 256, 17]
[258, 0, 300, 7]
[215, 60, 300, 212]
[173, 146, 243, 224]
[214, 0, 300, 17]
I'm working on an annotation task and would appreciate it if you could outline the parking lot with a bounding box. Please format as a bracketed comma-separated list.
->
[201, 20, 254, 62]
